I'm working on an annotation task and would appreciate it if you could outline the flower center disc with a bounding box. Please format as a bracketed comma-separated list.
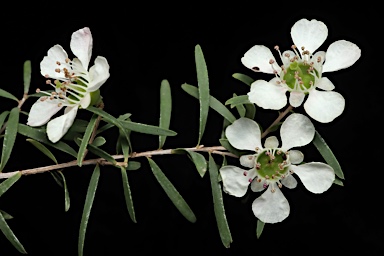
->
[256, 150, 289, 181]
[283, 61, 318, 91]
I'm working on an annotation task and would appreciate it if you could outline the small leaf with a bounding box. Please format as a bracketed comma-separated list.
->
[23, 60, 32, 94]
[120, 120, 177, 136]
[195, 44, 210, 146]
[77, 113, 99, 166]
[87, 143, 117, 165]
[333, 177, 344, 186]
[232, 73, 255, 86]
[0, 111, 10, 131]
[232, 94, 246, 117]
[147, 157, 197, 223]
[159, 79, 172, 149]
[244, 103, 256, 119]
[126, 161, 141, 171]
[0, 209, 13, 220]
[117, 129, 131, 162]
[78, 164, 100, 256]
[1, 107, 19, 171]
[0, 211, 27, 254]
[225, 95, 251, 107]
[181, 83, 236, 123]
[172, 149, 207, 178]
[26, 138, 58, 164]
[256, 219, 265, 239]
[91, 136, 106, 147]
[0, 89, 18, 102]
[119, 166, 136, 223]
[208, 153, 232, 248]
[0, 172, 21, 197]
[312, 130, 344, 179]
[58, 171, 70, 212]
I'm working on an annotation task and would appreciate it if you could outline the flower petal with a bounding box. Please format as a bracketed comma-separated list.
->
[281, 113, 315, 150]
[46, 106, 78, 143]
[240, 154, 255, 168]
[291, 18, 328, 56]
[291, 162, 335, 193]
[288, 150, 304, 164]
[252, 186, 290, 223]
[289, 91, 305, 107]
[322, 40, 361, 73]
[248, 80, 287, 110]
[304, 90, 345, 123]
[264, 136, 279, 148]
[281, 175, 297, 189]
[79, 93, 91, 109]
[40, 45, 69, 80]
[250, 179, 265, 192]
[241, 45, 281, 74]
[88, 56, 110, 91]
[70, 27, 93, 70]
[316, 77, 335, 91]
[219, 166, 256, 197]
[226, 117, 262, 151]
[27, 98, 63, 126]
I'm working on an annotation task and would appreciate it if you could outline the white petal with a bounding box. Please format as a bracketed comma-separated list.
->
[225, 117, 262, 151]
[40, 45, 69, 79]
[288, 150, 304, 164]
[316, 77, 335, 91]
[281, 175, 297, 189]
[289, 91, 305, 107]
[27, 98, 63, 126]
[322, 40, 361, 73]
[264, 136, 279, 148]
[250, 179, 265, 192]
[281, 113, 315, 150]
[219, 166, 256, 197]
[311, 51, 326, 71]
[79, 93, 91, 109]
[304, 90, 345, 123]
[248, 80, 287, 110]
[88, 56, 110, 91]
[291, 18, 328, 56]
[240, 154, 255, 168]
[47, 106, 78, 143]
[241, 45, 281, 74]
[70, 27, 93, 70]
[291, 162, 335, 193]
[281, 50, 296, 66]
[252, 186, 290, 223]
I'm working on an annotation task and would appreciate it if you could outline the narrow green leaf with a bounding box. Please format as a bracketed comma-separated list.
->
[0, 211, 27, 254]
[119, 166, 136, 223]
[312, 130, 344, 179]
[244, 103, 256, 119]
[0, 111, 10, 132]
[172, 149, 207, 178]
[95, 113, 131, 135]
[195, 44, 210, 145]
[232, 73, 255, 86]
[118, 130, 131, 162]
[225, 95, 251, 107]
[23, 60, 32, 94]
[58, 171, 70, 212]
[232, 94, 246, 117]
[126, 161, 141, 171]
[0, 89, 18, 102]
[0, 172, 21, 197]
[78, 164, 100, 256]
[208, 154, 232, 248]
[181, 83, 236, 123]
[159, 79, 172, 149]
[0, 209, 13, 219]
[87, 143, 117, 165]
[147, 157, 197, 223]
[120, 120, 177, 136]
[1, 107, 19, 171]
[256, 219, 265, 239]
[91, 136, 106, 147]
[26, 138, 58, 164]
[18, 124, 77, 157]
[77, 113, 99, 167]
[334, 177, 344, 186]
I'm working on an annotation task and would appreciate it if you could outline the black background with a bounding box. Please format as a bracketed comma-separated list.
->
[1, 5, 382, 256]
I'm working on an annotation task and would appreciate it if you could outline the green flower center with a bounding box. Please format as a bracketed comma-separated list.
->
[283, 61, 319, 92]
[256, 149, 289, 181]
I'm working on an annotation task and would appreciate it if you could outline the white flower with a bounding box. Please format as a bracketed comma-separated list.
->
[241, 18, 361, 123]
[27, 27, 110, 143]
[219, 113, 335, 223]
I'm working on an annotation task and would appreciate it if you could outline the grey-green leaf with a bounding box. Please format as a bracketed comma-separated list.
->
[120, 166, 136, 223]
[195, 44, 210, 146]
[1, 107, 19, 171]
[172, 149, 207, 178]
[0, 89, 18, 102]
[0, 172, 21, 197]
[23, 60, 32, 94]
[159, 79, 172, 149]
[0, 211, 27, 254]
[126, 161, 141, 171]
[26, 138, 58, 164]
[0, 111, 9, 132]
[58, 171, 70, 212]
[232, 73, 255, 86]
[120, 120, 177, 136]
[0, 209, 13, 220]
[147, 157, 197, 223]
[225, 95, 251, 107]
[78, 164, 100, 256]
[91, 136, 106, 147]
[312, 130, 344, 179]
[77, 113, 99, 166]
[208, 153, 232, 248]
[334, 177, 344, 186]
[256, 219, 265, 239]
[87, 143, 117, 165]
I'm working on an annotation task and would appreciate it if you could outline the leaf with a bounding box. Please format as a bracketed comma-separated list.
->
[1, 107, 19, 171]
[58, 171, 70, 212]
[195, 44, 210, 146]
[147, 157, 197, 223]
[26, 138, 58, 164]
[181, 83, 236, 123]
[312, 130, 344, 179]
[0, 89, 18, 102]
[232, 73, 255, 86]
[77, 113, 99, 166]
[117, 129, 131, 162]
[225, 95, 251, 107]
[333, 177, 344, 186]
[0, 111, 9, 131]
[244, 103, 256, 119]
[159, 79, 172, 149]
[0, 211, 27, 254]
[219, 138, 242, 157]
[0, 209, 13, 220]
[78, 164, 100, 256]
[232, 94, 246, 117]
[23, 60, 32, 94]
[87, 143, 117, 165]
[18, 124, 77, 157]
[256, 219, 265, 239]
[119, 166, 136, 223]
[91, 136, 106, 147]
[208, 153, 232, 248]
[172, 149, 207, 178]
[120, 120, 177, 136]
[126, 161, 141, 171]
[0, 172, 21, 197]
